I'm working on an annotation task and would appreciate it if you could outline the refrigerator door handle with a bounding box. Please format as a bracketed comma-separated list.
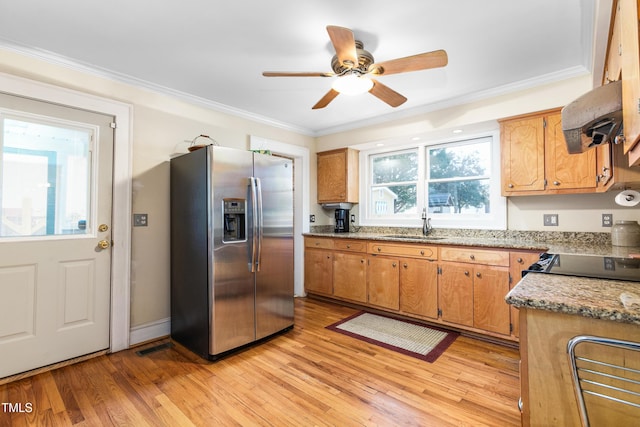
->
[249, 177, 258, 272]
[255, 177, 263, 272]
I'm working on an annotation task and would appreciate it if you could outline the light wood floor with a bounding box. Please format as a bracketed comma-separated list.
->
[0, 298, 521, 426]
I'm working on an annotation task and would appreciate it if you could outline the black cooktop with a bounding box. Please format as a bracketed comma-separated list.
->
[526, 253, 640, 282]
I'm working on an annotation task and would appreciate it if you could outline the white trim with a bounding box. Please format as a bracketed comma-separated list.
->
[0, 72, 133, 352]
[249, 136, 310, 297]
[129, 317, 170, 346]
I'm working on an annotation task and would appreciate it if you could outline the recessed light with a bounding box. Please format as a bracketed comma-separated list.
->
[452, 129, 463, 134]
[376, 143, 384, 147]
[411, 137, 421, 141]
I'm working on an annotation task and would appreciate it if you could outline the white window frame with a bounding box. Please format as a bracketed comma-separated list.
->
[359, 130, 506, 230]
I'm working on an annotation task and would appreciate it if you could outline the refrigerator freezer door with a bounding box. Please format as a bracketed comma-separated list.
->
[210, 147, 256, 355]
[253, 153, 294, 340]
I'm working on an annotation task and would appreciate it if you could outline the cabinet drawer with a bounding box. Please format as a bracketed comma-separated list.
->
[334, 239, 367, 252]
[304, 237, 334, 250]
[367, 242, 437, 259]
[440, 247, 509, 266]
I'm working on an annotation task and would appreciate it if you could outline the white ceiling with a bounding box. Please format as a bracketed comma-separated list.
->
[0, 0, 610, 136]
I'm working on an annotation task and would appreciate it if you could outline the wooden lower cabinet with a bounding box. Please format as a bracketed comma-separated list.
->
[333, 252, 367, 303]
[509, 251, 541, 337]
[367, 256, 400, 310]
[439, 263, 474, 327]
[304, 249, 333, 295]
[472, 266, 510, 335]
[399, 258, 438, 319]
[439, 262, 510, 335]
[304, 236, 528, 341]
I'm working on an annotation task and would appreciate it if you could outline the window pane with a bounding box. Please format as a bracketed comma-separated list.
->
[429, 140, 490, 180]
[370, 184, 417, 216]
[1, 117, 92, 238]
[372, 151, 418, 184]
[428, 179, 490, 214]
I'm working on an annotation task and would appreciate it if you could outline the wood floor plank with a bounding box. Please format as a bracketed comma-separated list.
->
[0, 297, 521, 426]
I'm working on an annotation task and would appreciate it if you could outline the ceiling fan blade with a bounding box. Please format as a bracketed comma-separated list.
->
[369, 50, 448, 76]
[263, 71, 334, 77]
[326, 26, 358, 68]
[369, 79, 407, 107]
[312, 88, 340, 109]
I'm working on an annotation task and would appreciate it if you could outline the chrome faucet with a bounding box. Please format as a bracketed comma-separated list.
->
[422, 208, 432, 236]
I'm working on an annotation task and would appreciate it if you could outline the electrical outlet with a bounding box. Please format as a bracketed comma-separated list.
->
[543, 214, 558, 226]
[602, 213, 613, 227]
[309, 214, 315, 223]
[350, 214, 356, 223]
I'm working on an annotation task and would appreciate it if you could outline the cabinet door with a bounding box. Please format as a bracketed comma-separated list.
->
[317, 150, 347, 203]
[304, 249, 333, 295]
[367, 256, 400, 310]
[400, 259, 438, 319]
[545, 112, 596, 191]
[509, 251, 541, 338]
[333, 252, 367, 303]
[620, 0, 640, 162]
[500, 115, 545, 194]
[472, 266, 510, 335]
[439, 264, 474, 327]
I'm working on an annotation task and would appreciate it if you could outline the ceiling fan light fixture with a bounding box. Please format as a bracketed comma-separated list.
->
[331, 74, 373, 95]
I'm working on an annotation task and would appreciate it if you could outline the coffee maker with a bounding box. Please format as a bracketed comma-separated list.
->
[334, 209, 349, 233]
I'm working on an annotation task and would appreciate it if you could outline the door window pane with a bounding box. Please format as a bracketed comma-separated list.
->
[1, 116, 93, 238]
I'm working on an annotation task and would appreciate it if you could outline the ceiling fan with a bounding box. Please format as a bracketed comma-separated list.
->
[262, 25, 448, 109]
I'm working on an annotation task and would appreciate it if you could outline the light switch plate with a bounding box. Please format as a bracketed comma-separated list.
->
[133, 213, 148, 227]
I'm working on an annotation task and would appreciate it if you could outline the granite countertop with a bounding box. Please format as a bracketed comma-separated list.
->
[506, 272, 640, 325]
[304, 229, 640, 257]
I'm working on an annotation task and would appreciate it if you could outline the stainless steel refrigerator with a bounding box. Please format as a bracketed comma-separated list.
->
[170, 145, 294, 360]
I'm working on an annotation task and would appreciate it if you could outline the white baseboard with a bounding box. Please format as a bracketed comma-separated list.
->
[129, 317, 171, 346]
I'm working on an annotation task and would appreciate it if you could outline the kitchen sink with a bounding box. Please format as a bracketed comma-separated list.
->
[383, 234, 445, 240]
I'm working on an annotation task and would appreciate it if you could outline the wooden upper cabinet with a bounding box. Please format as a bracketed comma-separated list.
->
[500, 113, 545, 194]
[317, 148, 359, 204]
[544, 112, 597, 191]
[619, 0, 640, 164]
[500, 109, 596, 196]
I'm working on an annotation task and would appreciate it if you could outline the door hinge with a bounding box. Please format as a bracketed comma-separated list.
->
[510, 323, 513, 333]
[110, 122, 117, 129]
[509, 274, 513, 284]
[543, 118, 547, 128]
[437, 266, 442, 275]
[437, 308, 442, 317]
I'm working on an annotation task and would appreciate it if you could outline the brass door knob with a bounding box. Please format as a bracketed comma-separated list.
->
[97, 240, 110, 250]
[98, 224, 109, 232]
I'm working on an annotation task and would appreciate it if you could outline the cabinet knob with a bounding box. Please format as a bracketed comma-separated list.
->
[553, 181, 560, 186]
[420, 250, 425, 255]
[326, 255, 331, 259]
[464, 271, 470, 276]
[361, 259, 365, 263]
[377, 247, 382, 252]
[508, 183, 514, 188]
[476, 272, 481, 278]
[346, 244, 351, 248]
[403, 263, 408, 268]
[392, 262, 397, 268]
[517, 257, 523, 263]
[469, 254, 475, 260]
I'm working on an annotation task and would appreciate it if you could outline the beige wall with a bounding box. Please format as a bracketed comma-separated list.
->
[0, 48, 314, 329]
[314, 75, 640, 232]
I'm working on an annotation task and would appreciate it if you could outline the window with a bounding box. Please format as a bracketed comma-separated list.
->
[362, 132, 506, 229]
[369, 149, 418, 219]
[1, 114, 94, 238]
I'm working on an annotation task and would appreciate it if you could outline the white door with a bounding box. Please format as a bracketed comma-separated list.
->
[0, 93, 114, 379]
